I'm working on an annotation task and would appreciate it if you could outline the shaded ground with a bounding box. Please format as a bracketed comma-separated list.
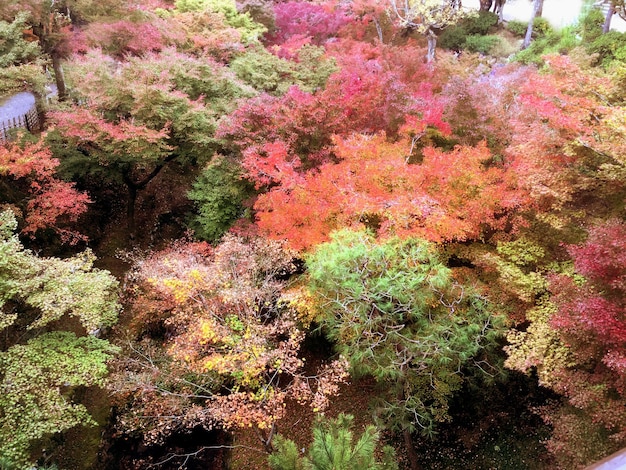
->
[228, 340, 556, 470]
[229, 376, 379, 470]
[413, 371, 557, 470]
[100, 426, 230, 469]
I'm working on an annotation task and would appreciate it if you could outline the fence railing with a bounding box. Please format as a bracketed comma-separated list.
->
[0, 107, 41, 143]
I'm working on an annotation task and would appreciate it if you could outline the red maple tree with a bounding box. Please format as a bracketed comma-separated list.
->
[0, 139, 90, 243]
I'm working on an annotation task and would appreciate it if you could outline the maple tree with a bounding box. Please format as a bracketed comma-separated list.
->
[216, 85, 346, 182]
[0, 0, 87, 100]
[0, 209, 119, 468]
[321, 40, 447, 135]
[441, 56, 620, 221]
[50, 104, 171, 237]
[0, 7, 47, 95]
[252, 124, 525, 251]
[0, 138, 90, 243]
[112, 237, 348, 453]
[216, 40, 449, 216]
[445, 55, 621, 236]
[543, 220, 626, 466]
[170, 0, 266, 43]
[219, 39, 442, 159]
[77, 18, 168, 58]
[442, 62, 531, 152]
[470, 58, 626, 466]
[0, 12, 41, 67]
[0, 0, 623, 465]
[51, 47, 250, 237]
[504, 220, 626, 467]
[187, 155, 255, 242]
[149, 5, 253, 62]
[230, 43, 337, 95]
[266, 1, 352, 47]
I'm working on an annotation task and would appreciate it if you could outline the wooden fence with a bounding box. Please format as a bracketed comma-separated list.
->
[0, 107, 41, 143]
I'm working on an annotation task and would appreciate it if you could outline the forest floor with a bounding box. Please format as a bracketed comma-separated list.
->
[229, 375, 383, 469]
[228, 340, 557, 470]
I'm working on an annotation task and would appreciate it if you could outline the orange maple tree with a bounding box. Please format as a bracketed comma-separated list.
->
[253, 118, 527, 251]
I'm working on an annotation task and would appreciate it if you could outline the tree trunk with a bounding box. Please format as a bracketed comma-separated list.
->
[51, 52, 67, 102]
[522, 0, 543, 49]
[495, 0, 505, 23]
[122, 152, 178, 240]
[603, 1, 616, 34]
[479, 0, 492, 11]
[426, 30, 437, 63]
[254, 423, 276, 453]
[396, 375, 422, 470]
[126, 183, 137, 239]
[403, 428, 423, 470]
[374, 18, 384, 43]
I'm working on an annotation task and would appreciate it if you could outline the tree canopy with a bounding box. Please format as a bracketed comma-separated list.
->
[306, 230, 503, 435]
[0, 209, 119, 468]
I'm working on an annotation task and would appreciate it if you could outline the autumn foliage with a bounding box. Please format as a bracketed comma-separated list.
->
[0, 139, 90, 242]
[517, 220, 626, 466]
[113, 236, 348, 447]
[252, 124, 526, 251]
[4, 0, 626, 466]
[265, 0, 352, 48]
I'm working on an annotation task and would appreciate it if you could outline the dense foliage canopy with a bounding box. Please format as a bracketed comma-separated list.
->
[0, 0, 625, 468]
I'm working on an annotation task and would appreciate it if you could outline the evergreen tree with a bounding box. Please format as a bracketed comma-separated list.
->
[268, 414, 397, 470]
[187, 156, 254, 242]
[305, 230, 504, 469]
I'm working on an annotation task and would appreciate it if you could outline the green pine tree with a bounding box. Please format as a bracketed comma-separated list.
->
[268, 414, 397, 470]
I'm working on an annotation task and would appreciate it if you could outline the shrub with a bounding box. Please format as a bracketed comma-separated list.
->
[587, 30, 626, 67]
[439, 25, 468, 51]
[464, 11, 498, 35]
[440, 11, 498, 52]
[0, 63, 46, 96]
[533, 17, 553, 38]
[579, 7, 605, 43]
[464, 34, 502, 54]
[230, 45, 336, 95]
[515, 27, 579, 65]
[509, 17, 553, 42]
[555, 27, 580, 53]
[489, 36, 519, 57]
[507, 20, 527, 37]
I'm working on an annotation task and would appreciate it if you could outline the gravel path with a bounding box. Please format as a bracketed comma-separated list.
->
[0, 92, 36, 122]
